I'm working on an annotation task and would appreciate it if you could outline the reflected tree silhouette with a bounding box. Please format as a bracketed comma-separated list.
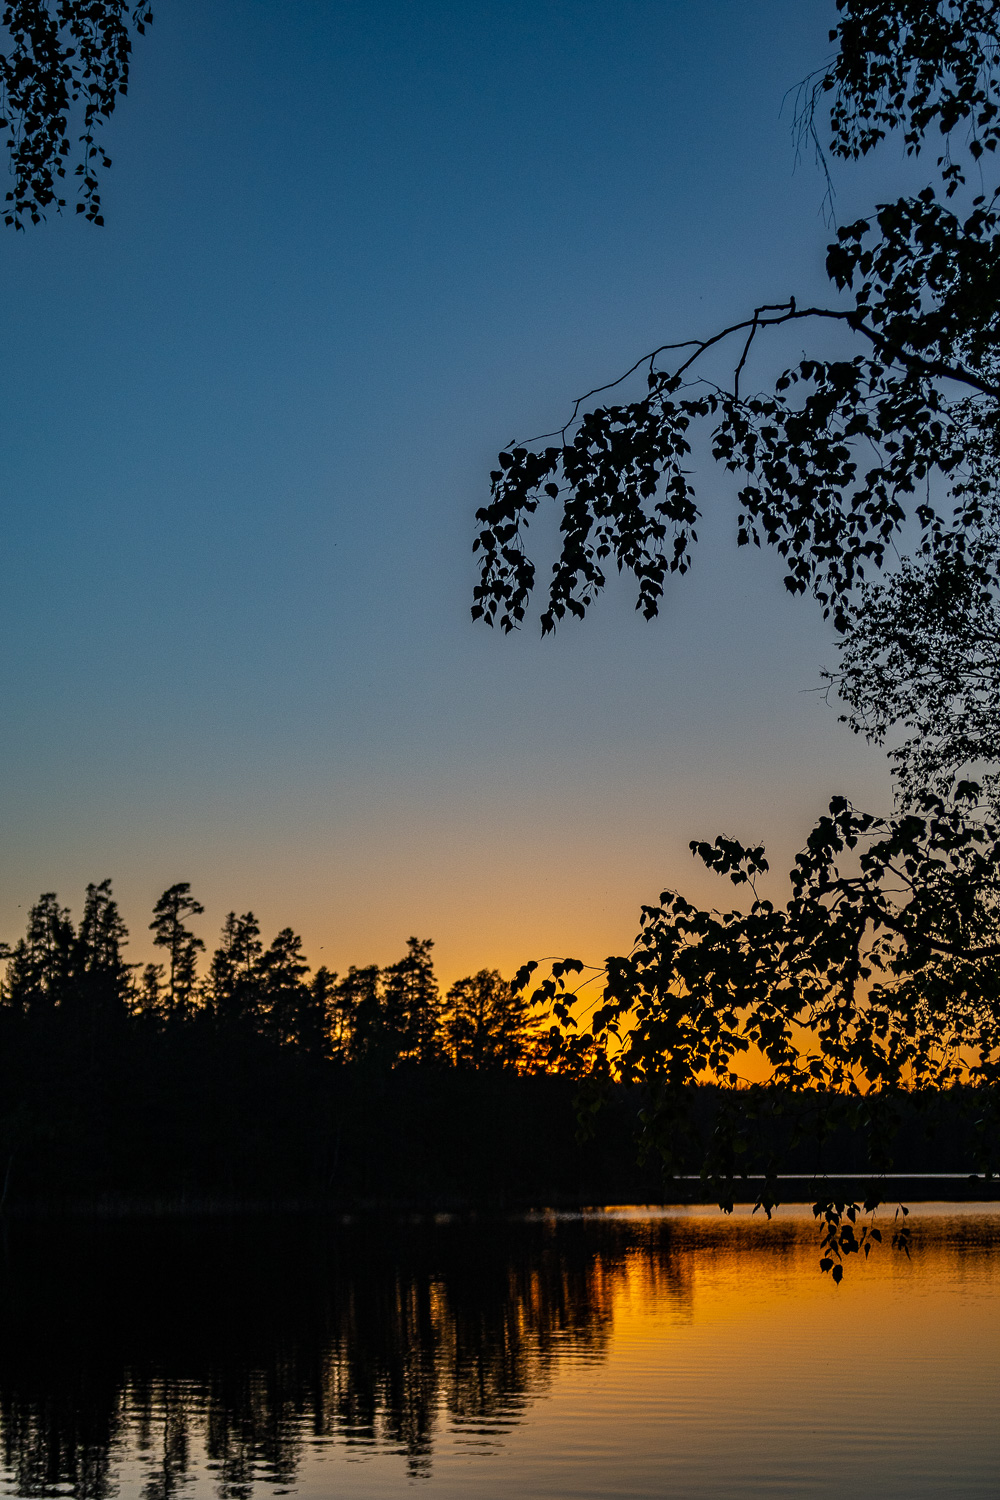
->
[0, 1213, 995, 1495]
[0, 1217, 693, 1495]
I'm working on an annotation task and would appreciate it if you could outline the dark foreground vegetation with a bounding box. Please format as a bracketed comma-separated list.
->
[470, 0, 1000, 1276]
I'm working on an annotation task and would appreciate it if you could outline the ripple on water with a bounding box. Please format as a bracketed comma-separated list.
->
[0, 1206, 995, 1498]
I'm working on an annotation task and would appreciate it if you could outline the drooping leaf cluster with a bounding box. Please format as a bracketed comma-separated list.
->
[0, 0, 152, 227]
[820, 0, 1000, 170]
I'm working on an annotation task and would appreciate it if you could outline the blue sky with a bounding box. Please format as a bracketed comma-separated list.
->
[1, 1, 902, 982]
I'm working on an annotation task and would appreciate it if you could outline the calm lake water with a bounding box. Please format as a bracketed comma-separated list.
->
[0, 1204, 996, 1498]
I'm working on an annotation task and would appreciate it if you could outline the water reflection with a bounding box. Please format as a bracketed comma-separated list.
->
[0, 1215, 655, 1496]
[0, 1209, 996, 1498]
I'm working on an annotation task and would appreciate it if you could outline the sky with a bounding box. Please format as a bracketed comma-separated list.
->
[0, 0, 905, 986]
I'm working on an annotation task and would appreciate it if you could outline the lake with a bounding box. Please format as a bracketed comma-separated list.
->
[0, 1204, 996, 1497]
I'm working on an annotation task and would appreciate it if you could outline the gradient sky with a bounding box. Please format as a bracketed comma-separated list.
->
[1, 1, 908, 986]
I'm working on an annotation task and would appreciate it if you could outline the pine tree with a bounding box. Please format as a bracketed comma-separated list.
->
[136, 962, 166, 1019]
[299, 966, 335, 1060]
[2, 893, 74, 1016]
[258, 927, 310, 1047]
[207, 911, 263, 1029]
[72, 879, 132, 1021]
[381, 937, 442, 1065]
[333, 965, 382, 1063]
[149, 884, 205, 1020]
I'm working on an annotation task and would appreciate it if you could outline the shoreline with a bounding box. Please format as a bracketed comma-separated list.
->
[4, 1174, 997, 1218]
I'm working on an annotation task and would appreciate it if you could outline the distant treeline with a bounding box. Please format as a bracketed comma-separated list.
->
[0, 880, 553, 1071]
[0, 882, 990, 1211]
[0, 880, 660, 1209]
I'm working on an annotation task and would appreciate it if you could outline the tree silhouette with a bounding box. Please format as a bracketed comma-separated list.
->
[307, 966, 338, 1059]
[831, 492, 1000, 812]
[149, 885, 205, 1022]
[445, 969, 542, 1071]
[295, 964, 333, 1060]
[72, 879, 132, 1023]
[382, 937, 442, 1065]
[2, 892, 74, 1016]
[136, 960, 165, 1019]
[2, 880, 646, 1218]
[2, 881, 132, 1027]
[331, 964, 382, 1063]
[475, 2, 1000, 646]
[206, 911, 263, 1030]
[258, 926, 310, 1048]
[481, 0, 1000, 1272]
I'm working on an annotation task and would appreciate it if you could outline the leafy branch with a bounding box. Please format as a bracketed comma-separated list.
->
[0, 0, 153, 228]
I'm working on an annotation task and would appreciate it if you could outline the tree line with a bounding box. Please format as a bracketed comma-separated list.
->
[0, 882, 659, 1212]
[0, 880, 985, 1214]
[0, 879, 552, 1073]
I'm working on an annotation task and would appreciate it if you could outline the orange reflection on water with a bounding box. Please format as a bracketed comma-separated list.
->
[486, 1205, 1000, 1500]
[1, 1207, 995, 1499]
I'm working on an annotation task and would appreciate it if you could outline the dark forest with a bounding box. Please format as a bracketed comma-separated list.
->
[0, 879, 989, 1211]
[0, 878, 661, 1207]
